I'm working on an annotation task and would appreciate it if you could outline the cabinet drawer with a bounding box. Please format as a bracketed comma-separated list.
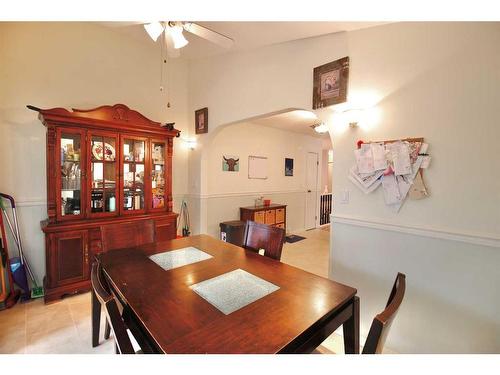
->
[276, 208, 285, 223]
[254, 211, 265, 224]
[265, 210, 276, 225]
[275, 223, 285, 229]
[155, 219, 177, 242]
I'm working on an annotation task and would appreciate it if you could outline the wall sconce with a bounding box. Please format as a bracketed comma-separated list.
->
[184, 139, 197, 150]
[342, 108, 363, 128]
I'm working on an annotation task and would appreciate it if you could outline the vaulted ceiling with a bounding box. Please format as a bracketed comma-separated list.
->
[99, 21, 386, 59]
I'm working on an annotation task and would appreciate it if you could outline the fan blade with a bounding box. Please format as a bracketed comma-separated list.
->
[183, 22, 234, 49]
[164, 32, 181, 58]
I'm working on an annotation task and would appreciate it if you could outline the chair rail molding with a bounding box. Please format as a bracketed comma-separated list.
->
[332, 214, 500, 248]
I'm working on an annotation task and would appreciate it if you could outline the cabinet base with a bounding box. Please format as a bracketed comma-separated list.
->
[43, 277, 91, 304]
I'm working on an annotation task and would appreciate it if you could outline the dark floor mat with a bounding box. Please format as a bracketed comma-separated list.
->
[285, 235, 306, 243]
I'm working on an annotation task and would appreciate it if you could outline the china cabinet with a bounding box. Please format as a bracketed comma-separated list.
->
[30, 104, 179, 303]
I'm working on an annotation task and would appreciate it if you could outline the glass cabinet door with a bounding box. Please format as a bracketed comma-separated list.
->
[151, 141, 166, 210]
[59, 130, 84, 219]
[89, 133, 118, 217]
[122, 137, 146, 213]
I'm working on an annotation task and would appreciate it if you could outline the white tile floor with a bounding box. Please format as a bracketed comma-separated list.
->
[0, 227, 388, 354]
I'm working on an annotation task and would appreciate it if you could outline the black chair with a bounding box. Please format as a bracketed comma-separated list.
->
[242, 220, 285, 261]
[91, 261, 155, 354]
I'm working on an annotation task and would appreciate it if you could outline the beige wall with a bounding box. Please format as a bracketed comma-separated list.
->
[328, 22, 500, 353]
[203, 121, 323, 236]
[186, 22, 500, 353]
[0, 22, 190, 280]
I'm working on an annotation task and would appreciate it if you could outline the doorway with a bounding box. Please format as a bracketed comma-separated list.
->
[305, 151, 319, 230]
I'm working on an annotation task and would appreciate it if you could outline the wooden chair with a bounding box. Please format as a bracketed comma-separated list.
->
[242, 220, 285, 261]
[362, 272, 406, 354]
[91, 261, 156, 354]
[100, 219, 155, 252]
[91, 261, 137, 354]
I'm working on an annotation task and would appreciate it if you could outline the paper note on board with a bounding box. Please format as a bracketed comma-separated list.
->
[381, 174, 402, 205]
[354, 144, 375, 174]
[421, 156, 431, 169]
[390, 141, 412, 176]
[348, 173, 382, 194]
[371, 142, 387, 171]
[409, 172, 429, 200]
[348, 165, 383, 194]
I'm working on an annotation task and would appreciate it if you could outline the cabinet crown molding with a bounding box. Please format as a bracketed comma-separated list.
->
[28, 103, 180, 137]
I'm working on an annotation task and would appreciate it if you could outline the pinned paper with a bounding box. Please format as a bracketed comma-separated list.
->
[349, 165, 383, 194]
[390, 141, 412, 176]
[421, 156, 431, 169]
[381, 173, 402, 205]
[409, 173, 429, 200]
[354, 144, 375, 174]
[371, 142, 387, 171]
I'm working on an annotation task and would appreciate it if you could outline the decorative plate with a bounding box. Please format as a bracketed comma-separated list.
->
[92, 143, 116, 161]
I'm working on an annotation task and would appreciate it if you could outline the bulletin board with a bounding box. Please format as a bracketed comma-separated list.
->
[350, 137, 431, 212]
[248, 156, 268, 179]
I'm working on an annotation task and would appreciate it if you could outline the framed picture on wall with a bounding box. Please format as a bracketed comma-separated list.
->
[222, 155, 239, 172]
[285, 158, 294, 176]
[195, 107, 208, 134]
[312, 56, 349, 109]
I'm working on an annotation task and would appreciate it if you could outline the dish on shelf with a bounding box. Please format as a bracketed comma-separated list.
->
[92, 142, 116, 161]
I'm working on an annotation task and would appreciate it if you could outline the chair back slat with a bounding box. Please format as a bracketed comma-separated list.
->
[91, 262, 135, 354]
[101, 220, 155, 252]
[362, 273, 406, 354]
[243, 221, 285, 261]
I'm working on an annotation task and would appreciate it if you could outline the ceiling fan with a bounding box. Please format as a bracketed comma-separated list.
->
[143, 21, 234, 57]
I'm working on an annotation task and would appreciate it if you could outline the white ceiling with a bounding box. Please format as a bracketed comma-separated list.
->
[250, 109, 330, 140]
[99, 21, 386, 59]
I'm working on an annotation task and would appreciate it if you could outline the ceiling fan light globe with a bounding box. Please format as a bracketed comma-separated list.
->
[144, 22, 164, 42]
[314, 123, 329, 133]
[170, 25, 189, 49]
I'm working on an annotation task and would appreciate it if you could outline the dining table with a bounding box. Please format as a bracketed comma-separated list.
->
[98, 234, 359, 354]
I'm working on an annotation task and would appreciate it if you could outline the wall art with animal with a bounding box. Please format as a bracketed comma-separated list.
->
[222, 155, 240, 172]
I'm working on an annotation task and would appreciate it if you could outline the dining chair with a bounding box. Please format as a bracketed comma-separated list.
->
[242, 220, 285, 261]
[314, 272, 406, 354]
[91, 261, 137, 354]
[100, 219, 155, 252]
[362, 272, 406, 354]
[91, 261, 156, 354]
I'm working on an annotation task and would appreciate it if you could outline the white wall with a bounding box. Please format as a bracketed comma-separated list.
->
[320, 148, 332, 194]
[204, 121, 323, 236]
[0, 22, 190, 281]
[327, 22, 500, 353]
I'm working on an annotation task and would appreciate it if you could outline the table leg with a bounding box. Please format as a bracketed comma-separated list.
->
[343, 296, 360, 354]
[91, 288, 101, 347]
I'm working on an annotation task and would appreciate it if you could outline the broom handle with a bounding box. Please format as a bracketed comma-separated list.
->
[0, 194, 37, 285]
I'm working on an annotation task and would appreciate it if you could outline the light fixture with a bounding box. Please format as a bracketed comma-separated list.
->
[343, 108, 363, 128]
[184, 139, 197, 150]
[144, 22, 164, 42]
[168, 23, 189, 49]
[311, 122, 329, 134]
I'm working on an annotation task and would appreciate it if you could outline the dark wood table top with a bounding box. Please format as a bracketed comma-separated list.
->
[99, 234, 357, 354]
